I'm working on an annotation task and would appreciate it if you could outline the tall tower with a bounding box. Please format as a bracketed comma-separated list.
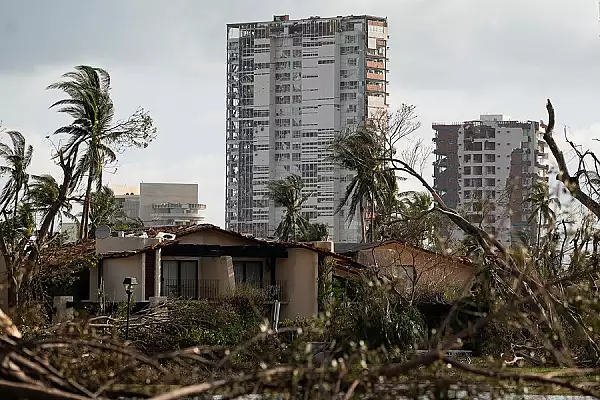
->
[226, 15, 389, 241]
[433, 116, 549, 246]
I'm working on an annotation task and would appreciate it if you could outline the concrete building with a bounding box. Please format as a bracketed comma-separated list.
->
[433, 115, 549, 246]
[138, 183, 206, 227]
[112, 183, 207, 227]
[115, 193, 140, 220]
[225, 14, 389, 242]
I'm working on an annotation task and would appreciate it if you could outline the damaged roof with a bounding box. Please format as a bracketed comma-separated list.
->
[39, 224, 365, 274]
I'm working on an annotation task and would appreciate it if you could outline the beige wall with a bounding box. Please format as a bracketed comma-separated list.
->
[96, 254, 144, 303]
[96, 237, 161, 254]
[355, 243, 472, 297]
[277, 248, 318, 319]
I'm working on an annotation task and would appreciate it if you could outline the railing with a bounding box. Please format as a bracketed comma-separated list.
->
[237, 281, 289, 302]
[161, 279, 199, 299]
[162, 279, 288, 302]
[199, 279, 220, 300]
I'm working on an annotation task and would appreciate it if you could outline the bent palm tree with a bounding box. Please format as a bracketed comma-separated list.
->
[331, 128, 395, 242]
[266, 174, 312, 241]
[0, 131, 33, 219]
[48, 65, 156, 239]
[27, 174, 76, 235]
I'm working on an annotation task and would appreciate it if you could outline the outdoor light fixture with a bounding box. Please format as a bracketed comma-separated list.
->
[122, 277, 138, 340]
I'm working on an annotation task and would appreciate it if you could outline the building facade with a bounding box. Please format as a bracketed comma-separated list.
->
[433, 115, 549, 246]
[225, 14, 389, 241]
[112, 183, 207, 227]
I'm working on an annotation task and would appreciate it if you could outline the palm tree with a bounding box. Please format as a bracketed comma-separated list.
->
[527, 181, 560, 253]
[266, 174, 312, 241]
[87, 186, 128, 237]
[0, 131, 33, 220]
[300, 222, 330, 242]
[27, 174, 76, 235]
[47, 66, 115, 239]
[330, 128, 395, 242]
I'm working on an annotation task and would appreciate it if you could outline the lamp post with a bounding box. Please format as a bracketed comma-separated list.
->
[122, 277, 138, 340]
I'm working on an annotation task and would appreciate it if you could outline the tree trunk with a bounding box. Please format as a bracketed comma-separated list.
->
[359, 201, 366, 243]
[80, 171, 94, 240]
[369, 197, 375, 242]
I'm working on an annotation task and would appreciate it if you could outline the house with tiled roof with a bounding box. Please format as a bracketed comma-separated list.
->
[334, 240, 473, 301]
[34, 224, 363, 319]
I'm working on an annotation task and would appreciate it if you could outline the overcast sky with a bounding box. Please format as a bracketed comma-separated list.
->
[1, 0, 599, 226]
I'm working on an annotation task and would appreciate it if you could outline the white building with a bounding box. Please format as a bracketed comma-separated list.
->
[433, 115, 549, 246]
[226, 14, 389, 241]
[114, 183, 207, 227]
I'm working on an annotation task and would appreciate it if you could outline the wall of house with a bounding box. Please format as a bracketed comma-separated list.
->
[96, 254, 144, 302]
[277, 248, 318, 319]
[200, 256, 235, 295]
[355, 243, 473, 297]
[96, 237, 161, 254]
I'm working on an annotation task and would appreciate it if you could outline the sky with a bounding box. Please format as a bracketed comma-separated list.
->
[1, 0, 600, 227]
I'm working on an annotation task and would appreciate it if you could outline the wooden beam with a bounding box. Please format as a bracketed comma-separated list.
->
[161, 244, 288, 259]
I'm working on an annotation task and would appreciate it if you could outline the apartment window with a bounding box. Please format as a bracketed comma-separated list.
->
[292, 61, 302, 69]
[347, 104, 357, 112]
[233, 261, 263, 287]
[485, 166, 495, 175]
[463, 166, 471, 175]
[473, 178, 483, 187]
[464, 154, 472, 163]
[275, 96, 290, 104]
[161, 260, 198, 299]
[292, 95, 302, 104]
[254, 110, 269, 118]
[485, 178, 495, 187]
[465, 142, 482, 151]
[345, 35, 357, 43]
[484, 154, 495, 162]
[463, 179, 471, 187]
[347, 58, 357, 66]
[275, 73, 290, 81]
[484, 141, 496, 150]
[473, 190, 483, 199]
[486, 190, 496, 199]
[318, 59, 335, 64]
[340, 70, 349, 78]
[340, 92, 357, 101]
[292, 153, 301, 161]
[473, 166, 483, 175]
[275, 118, 290, 127]
[275, 84, 290, 93]
[293, 49, 302, 57]
[473, 154, 482, 163]
[463, 190, 471, 199]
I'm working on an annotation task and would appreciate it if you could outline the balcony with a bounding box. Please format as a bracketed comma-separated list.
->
[366, 60, 385, 69]
[366, 72, 385, 81]
[366, 83, 384, 92]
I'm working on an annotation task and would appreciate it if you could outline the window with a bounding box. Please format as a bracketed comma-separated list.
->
[347, 58, 357, 66]
[485, 166, 495, 174]
[484, 154, 495, 162]
[345, 35, 356, 43]
[484, 141, 496, 150]
[485, 178, 495, 187]
[463, 190, 471, 199]
[293, 49, 302, 57]
[473, 154, 482, 163]
[233, 261, 263, 287]
[464, 154, 472, 163]
[473, 166, 483, 175]
[161, 260, 198, 299]
[318, 59, 335, 64]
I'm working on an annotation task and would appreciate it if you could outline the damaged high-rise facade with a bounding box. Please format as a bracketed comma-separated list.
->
[226, 15, 389, 241]
[433, 115, 549, 246]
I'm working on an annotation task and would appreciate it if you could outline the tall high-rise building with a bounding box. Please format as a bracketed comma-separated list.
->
[225, 15, 389, 241]
[433, 115, 549, 246]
